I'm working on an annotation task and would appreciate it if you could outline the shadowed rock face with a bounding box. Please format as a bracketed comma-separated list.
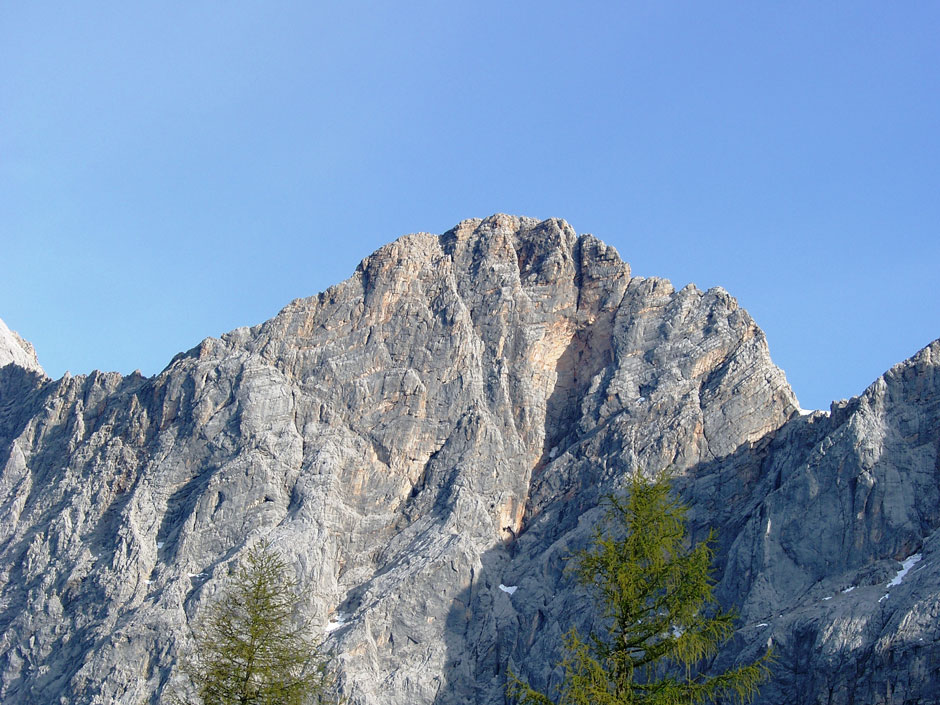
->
[0, 215, 936, 704]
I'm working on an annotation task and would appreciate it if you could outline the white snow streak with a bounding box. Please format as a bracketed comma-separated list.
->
[326, 611, 349, 633]
[887, 553, 922, 588]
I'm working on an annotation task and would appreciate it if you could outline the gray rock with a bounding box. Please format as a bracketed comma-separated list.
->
[0, 318, 44, 377]
[0, 215, 936, 704]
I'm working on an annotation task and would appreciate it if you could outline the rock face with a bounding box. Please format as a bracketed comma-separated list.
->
[0, 215, 937, 704]
[0, 318, 44, 376]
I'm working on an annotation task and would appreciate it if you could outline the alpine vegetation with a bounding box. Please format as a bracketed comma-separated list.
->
[176, 540, 338, 705]
[508, 471, 770, 705]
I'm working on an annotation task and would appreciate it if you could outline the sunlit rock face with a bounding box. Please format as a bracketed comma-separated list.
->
[0, 215, 937, 704]
[0, 317, 44, 376]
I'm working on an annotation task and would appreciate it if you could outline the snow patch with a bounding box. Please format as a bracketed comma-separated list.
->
[326, 611, 349, 633]
[887, 553, 922, 588]
[549, 446, 558, 459]
[798, 406, 830, 417]
[823, 596, 832, 600]
[156, 542, 164, 549]
[842, 586, 855, 593]
[499, 584, 518, 595]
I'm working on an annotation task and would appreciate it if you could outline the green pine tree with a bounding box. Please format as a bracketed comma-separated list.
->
[176, 539, 339, 705]
[509, 470, 771, 705]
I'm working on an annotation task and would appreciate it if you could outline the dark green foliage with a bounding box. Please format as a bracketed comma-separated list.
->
[177, 539, 338, 705]
[509, 470, 770, 705]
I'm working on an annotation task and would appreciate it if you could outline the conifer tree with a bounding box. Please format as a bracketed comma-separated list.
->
[509, 470, 770, 705]
[177, 539, 338, 705]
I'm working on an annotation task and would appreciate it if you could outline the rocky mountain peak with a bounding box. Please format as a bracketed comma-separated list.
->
[0, 217, 936, 705]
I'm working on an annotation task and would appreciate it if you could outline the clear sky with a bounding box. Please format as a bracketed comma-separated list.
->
[2, 2, 938, 411]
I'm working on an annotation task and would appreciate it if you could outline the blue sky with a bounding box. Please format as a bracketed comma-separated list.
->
[2, 2, 938, 411]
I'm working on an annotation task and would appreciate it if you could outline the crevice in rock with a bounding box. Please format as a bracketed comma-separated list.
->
[536, 313, 615, 474]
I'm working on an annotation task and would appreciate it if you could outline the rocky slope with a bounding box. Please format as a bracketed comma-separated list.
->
[0, 318, 44, 376]
[0, 215, 937, 704]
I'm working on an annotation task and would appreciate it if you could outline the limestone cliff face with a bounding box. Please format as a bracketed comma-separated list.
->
[0, 318, 44, 377]
[0, 215, 936, 704]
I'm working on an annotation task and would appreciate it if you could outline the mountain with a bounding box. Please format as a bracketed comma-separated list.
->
[0, 215, 937, 704]
[0, 318, 44, 377]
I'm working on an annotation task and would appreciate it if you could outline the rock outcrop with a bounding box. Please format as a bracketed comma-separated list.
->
[0, 318, 44, 376]
[0, 215, 937, 704]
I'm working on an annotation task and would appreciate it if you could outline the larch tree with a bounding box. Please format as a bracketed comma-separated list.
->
[509, 470, 771, 705]
[176, 539, 339, 705]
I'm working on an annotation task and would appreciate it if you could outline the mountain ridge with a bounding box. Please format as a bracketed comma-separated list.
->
[0, 215, 937, 704]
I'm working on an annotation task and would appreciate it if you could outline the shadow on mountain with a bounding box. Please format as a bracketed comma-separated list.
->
[0, 365, 50, 485]
[534, 313, 614, 475]
[427, 410, 844, 705]
[425, 431, 756, 704]
[429, 377, 940, 704]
